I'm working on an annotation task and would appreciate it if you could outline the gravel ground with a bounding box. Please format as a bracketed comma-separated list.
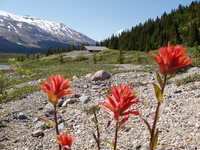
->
[0, 66, 200, 150]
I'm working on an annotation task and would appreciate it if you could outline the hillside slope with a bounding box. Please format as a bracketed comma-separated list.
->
[101, 1, 200, 50]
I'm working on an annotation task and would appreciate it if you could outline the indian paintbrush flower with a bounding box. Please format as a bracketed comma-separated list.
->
[99, 84, 141, 150]
[152, 43, 192, 75]
[57, 132, 75, 150]
[147, 43, 192, 150]
[39, 74, 74, 106]
[39, 74, 74, 150]
[99, 83, 141, 124]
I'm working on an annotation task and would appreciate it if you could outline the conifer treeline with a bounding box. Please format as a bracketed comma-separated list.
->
[100, 1, 200, 51]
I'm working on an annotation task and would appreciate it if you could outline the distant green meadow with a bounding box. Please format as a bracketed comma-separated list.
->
[0, 47, 199, 103]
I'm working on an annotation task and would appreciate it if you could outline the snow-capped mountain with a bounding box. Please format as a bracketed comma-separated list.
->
[0, 11, 95, 53]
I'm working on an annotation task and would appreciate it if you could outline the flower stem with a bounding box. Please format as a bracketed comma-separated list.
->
[54, 105, 61, 150]
[150, 75, 167, 150]
[93, 111, 101, 150]
[114, 121, 119, 150]
[150, 102, 161, 150]
[161, 75, 167, 93]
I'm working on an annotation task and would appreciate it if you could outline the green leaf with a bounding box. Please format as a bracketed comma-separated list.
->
[156, 72, 163, 88]
[152, 130, 159, 150]
[38, 118, 56, 128]
[153, 83, 163, 103]
[105, 141, 114, 148]
[91, 119, 100, 126]
[0, 109, 10, 115]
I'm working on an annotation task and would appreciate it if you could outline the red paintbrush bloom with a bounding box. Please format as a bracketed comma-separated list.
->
[99, 84, 140, 124]
[152, 43, 192, 75]
[39, 74, 74, 106]
[57, 132, 75, 150]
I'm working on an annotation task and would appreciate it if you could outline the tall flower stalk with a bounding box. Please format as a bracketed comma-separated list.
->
[99, 84, 141, 150]
[93, 108, 101, 150]
[113, 120, 119, 150]
[149, 73, 167, 150]
[84, 105, 101, 150]
[144, 43, 192, 150]
[39, 74, 74, 150]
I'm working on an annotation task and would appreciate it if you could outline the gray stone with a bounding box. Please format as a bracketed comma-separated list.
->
[174, 90, 182, 94]
[43, 103, 54, 116]
[79, 95, 90, 104]
[38, 107, 43, 110]
[0, 136, 9, 142]
[61, 99, 72, 107]
[90, 70, 111, 81]
[60, 110, 66, 114]
[35, 121, 50, 130]
[0, 120, 8, 128]
[17, 112, 28, 120]
[58, 123, 66, 131]
[57, 99, 65, 107]
[31, 130, 44, 137]
[83, 84, 88, 88]
[74, 93, 81, 98]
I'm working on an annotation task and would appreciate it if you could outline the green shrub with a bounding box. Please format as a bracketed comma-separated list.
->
[0, 84, 37, 103]
[190, 45, 200, 66]
[117, 49, 124, 64]
[93, 53, 97, 64]
[73, 54, 89, 61]
[59, 54, 64, 64]
[0, 73, 9, 95]
[8, 58, 32, 75]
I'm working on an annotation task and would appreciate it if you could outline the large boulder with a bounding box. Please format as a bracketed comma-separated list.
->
[90, 70, 111, 81]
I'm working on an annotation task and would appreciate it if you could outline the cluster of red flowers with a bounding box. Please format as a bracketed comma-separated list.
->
[99, 84, 141, 125]
[57, 132, 75, 150]
[39, 74, 75, 150]
[39, 74, 74, 106]
[39, 43, 192, 150]
[152, 43, 192, 75]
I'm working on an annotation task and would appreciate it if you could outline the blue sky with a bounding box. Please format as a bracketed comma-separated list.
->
[0, 0, 195, 41]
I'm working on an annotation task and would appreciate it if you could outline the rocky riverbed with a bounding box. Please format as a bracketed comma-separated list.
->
[0, 66, 200, 150]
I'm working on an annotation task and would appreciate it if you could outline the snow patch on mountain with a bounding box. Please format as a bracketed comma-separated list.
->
[0, 10, 95, 49]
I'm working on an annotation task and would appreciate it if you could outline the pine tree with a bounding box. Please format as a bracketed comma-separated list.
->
[100, 1, 200, 50]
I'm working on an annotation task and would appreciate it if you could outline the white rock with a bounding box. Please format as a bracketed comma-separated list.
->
[31, 130, 44, 137]
[61, 98, 77, 107]
[72, 75, 78, 80]
[58, 123, 66, 131]
[79, 95, 90, 104]
[43, 103, 54, 116]
[35, 121, 50, 130]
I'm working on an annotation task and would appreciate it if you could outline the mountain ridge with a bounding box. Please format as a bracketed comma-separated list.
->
[0, 10, 95, 53]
